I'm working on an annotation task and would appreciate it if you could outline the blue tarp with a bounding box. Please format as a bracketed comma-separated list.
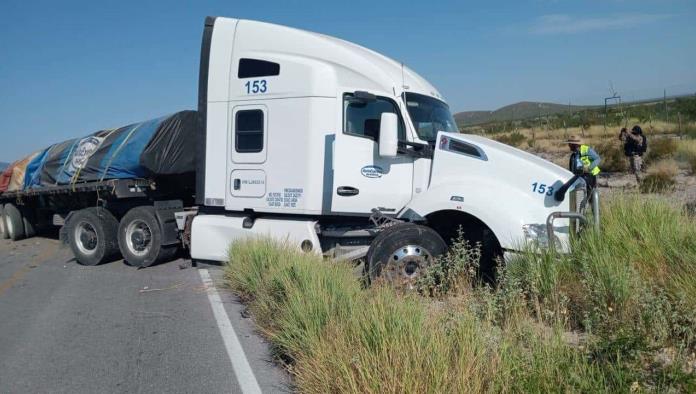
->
[26, 110, 197, 190]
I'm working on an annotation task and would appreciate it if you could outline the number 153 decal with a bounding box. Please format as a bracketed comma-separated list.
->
[244, 79, 267, 94]
[531, 182, 554, 196]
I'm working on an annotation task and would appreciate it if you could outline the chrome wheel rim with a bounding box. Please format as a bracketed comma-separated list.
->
[380, 244, 433, 288]
[126, 219, 152, 257]
[75, 221, 98, 255]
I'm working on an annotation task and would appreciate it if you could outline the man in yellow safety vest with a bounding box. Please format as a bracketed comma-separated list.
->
[565, 135, 601, 190]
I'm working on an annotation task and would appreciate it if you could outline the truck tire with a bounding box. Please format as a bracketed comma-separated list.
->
[0, 205, 9, 240]
[118, 206, 176, 268]
[20, 206, 37, 239]
[68, 207, 120, 266]
[365, 223, 447, 288]
[3, 203, 25, 241]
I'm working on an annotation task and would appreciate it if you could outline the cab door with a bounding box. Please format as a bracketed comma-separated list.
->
[331, 93, 413, 214]
[226, 105, 267, 210]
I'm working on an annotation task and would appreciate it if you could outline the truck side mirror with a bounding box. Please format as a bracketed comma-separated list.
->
[378, 112, 398, 158]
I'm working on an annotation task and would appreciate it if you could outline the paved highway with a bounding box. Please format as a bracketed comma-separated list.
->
[0, 233, 289, 393]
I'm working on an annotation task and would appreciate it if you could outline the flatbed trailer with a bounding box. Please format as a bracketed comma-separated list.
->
[0, 178, 152, 200]
[0, 177, 192, 267]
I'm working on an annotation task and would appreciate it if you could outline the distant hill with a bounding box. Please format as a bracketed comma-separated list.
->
[0, 162, 9, 171]
[455, 101, 591, 126]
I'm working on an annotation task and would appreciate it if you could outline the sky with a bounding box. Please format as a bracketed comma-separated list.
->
[1, 0, 695, 160]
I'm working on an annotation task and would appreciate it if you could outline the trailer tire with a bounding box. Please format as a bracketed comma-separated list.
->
[118, 206, 174, 268]
[68, 207, 120, 266]
[0, 205, 9, 240]
[365, 223, 446, 288]
[21, 206, 37, 239]
[3, 203, 25, 241]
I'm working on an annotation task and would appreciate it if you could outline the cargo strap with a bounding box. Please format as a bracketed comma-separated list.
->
[99, 123, 144, 182]
[70, 128, 118, 191]
[55, 140, 79, 186]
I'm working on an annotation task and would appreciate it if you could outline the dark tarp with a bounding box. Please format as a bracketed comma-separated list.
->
[15, 110, 197, 191]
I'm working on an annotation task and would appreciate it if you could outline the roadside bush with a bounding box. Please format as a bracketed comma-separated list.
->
[501, 196, 696, 388]
[645, 137, 678, 165]
[640, 159, 678, 193]
[595, 140, 628, 172]
[415, 234, 480, 298]
[683, 125, 696, 140]
[224, 196, 696, 393]
[494, 131, 526, 147]
[676, 139, 696, 174]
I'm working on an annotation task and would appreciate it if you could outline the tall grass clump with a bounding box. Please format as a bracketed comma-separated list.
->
[595, 140, 629, 172]
[640, 159, 679, 193]
[224, 195, 696, 392]
[645, 137, 678, 165]
[503, 196, 696, 389]
[676, 139, 696, 174]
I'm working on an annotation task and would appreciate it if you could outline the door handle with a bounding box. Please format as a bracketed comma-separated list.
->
[337, 186, 359, 196]
[233, 178, 241, 190]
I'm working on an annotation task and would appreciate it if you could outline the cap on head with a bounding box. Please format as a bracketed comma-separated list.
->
[565, 135, 583, 145]
[632, 125, 643, 134]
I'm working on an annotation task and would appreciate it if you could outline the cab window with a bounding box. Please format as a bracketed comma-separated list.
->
[343, 94, 405, 141]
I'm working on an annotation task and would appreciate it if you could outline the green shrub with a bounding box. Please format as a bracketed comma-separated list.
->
[494, 131, 526, 147]
[640, 159, 678, 193]
[415, 234, 480, 298]
[595, 140, 628, 172]
[645, 137, 678, 165]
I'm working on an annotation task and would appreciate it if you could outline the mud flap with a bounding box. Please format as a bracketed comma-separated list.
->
[58, 211, 75, 247]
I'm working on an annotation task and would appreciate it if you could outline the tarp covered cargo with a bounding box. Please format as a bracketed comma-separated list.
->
[8, 152, 40, 192]
[8, 110, 198, 191]
[0, 162, 17, 193]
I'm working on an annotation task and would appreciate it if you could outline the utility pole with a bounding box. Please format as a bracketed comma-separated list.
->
[663, 88, 668, 122]
[604, 94, 620, 134]
[565, 100, 570, 137]
[678, 112, 683, 139]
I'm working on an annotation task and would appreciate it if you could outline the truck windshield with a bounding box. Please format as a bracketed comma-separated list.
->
[403, 92, 458, 142]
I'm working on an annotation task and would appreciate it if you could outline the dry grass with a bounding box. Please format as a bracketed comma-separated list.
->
[641, 159, 679, 193]
[223, 196, 696, 392]
[677, 139, 696, 174]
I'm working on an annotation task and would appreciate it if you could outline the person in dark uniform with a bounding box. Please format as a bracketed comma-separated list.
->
[619, 125, 647, 184]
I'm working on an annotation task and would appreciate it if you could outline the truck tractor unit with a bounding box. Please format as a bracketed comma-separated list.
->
[0, 17, 587, 285]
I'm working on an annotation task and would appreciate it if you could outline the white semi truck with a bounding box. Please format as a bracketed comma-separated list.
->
[0, 17, 586, 284]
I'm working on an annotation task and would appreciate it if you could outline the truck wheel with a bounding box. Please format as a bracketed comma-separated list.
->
[68, 207, 120, 266]
[20, 206, 37, 238]
[0, 205, 9, 240]
[118, 206, 174, 268]
[365, 223, 447, 288]
[3, 203, 25, 241]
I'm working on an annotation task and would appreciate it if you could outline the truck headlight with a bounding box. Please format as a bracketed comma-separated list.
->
[522, 223, 549, 248]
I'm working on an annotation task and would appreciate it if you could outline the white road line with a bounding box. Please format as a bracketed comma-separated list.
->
[199, 269, 262, 394]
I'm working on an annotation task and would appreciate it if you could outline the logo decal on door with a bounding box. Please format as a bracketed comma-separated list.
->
[360, 165, 384, 178]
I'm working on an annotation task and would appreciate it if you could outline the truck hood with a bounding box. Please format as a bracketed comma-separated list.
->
[447, 133, 572, 182]
[403, 132, 575, 250]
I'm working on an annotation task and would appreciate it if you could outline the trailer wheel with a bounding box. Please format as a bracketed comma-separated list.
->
[3, 203, 25, 241]
[68, 207, 120, 266]
[118, 206, 175, 268]
[0, 205, 9, 240]
[20, 206, 37, 239]
[365, 223, 447, 288]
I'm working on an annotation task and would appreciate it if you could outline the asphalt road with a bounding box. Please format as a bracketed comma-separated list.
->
[0, 233, 290, 394]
